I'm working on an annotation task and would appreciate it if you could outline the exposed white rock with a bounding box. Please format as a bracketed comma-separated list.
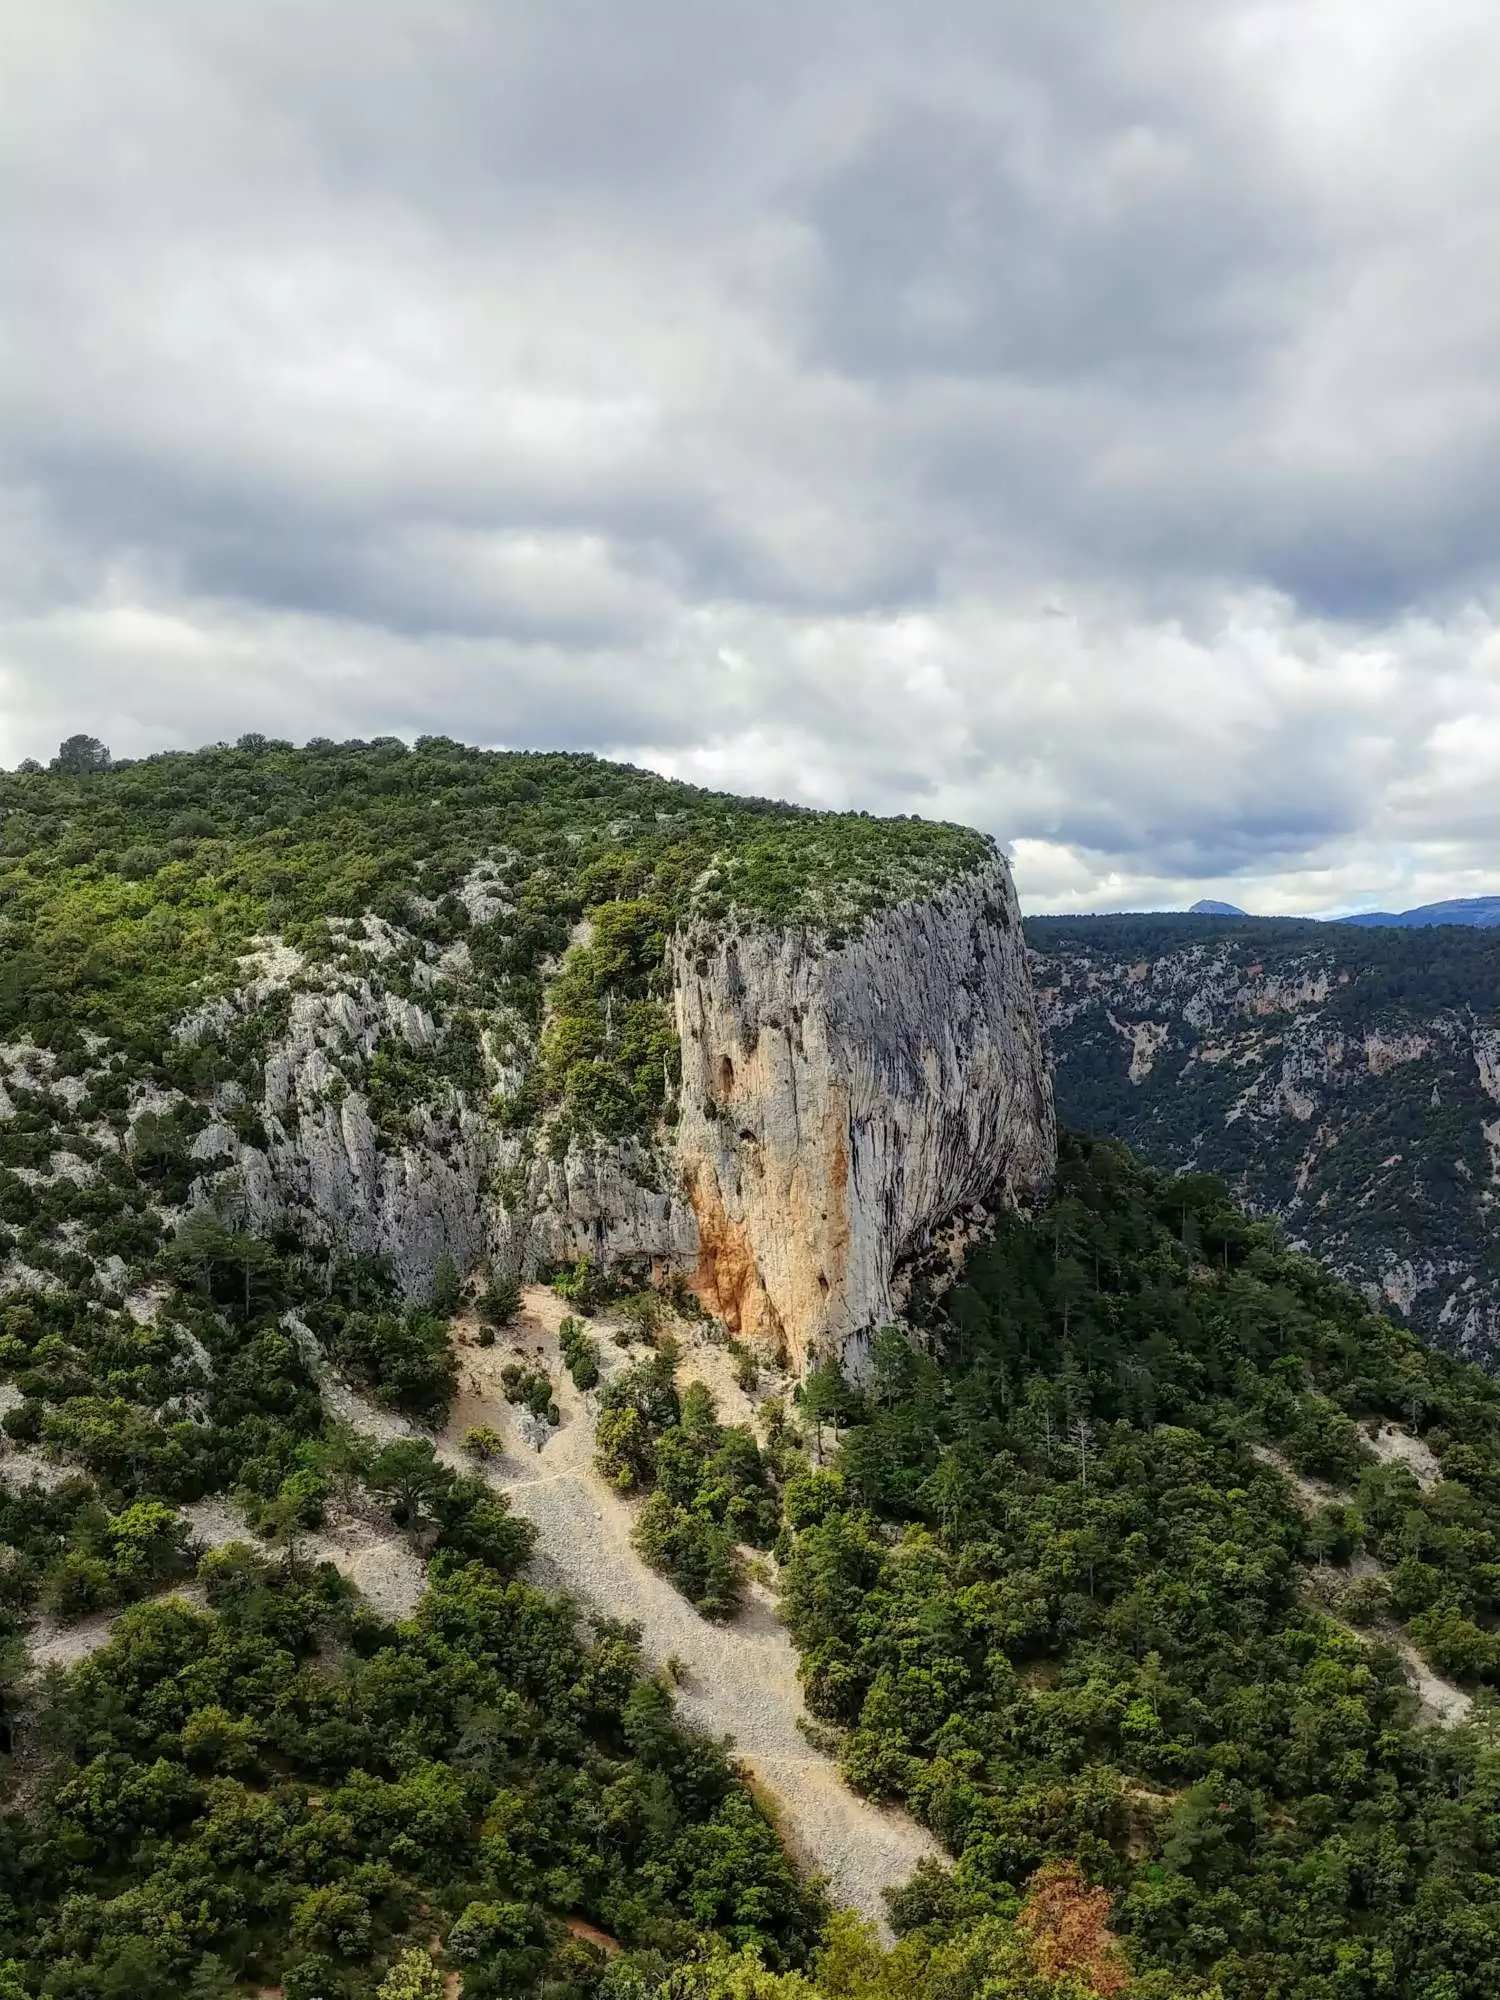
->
[457, 860, 514, 927]
[178, 852, 1054, 1367]
[1366, 1423, 1442, 1491]
[189, 1123, 239, 1162]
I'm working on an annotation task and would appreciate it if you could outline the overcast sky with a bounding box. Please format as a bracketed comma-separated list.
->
[1, 1, 1495, 913]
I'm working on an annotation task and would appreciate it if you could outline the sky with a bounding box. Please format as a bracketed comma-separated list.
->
[1, 1, 1496, 915]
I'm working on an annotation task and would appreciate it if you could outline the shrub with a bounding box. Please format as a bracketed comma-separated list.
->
[45, 1551, 112, 1620]
[479, 1270, 523, 1328]
[376, 1949, 444, 1999]
[632, 1491, 744, 1619]
[558, 1314, 601, 1390]
[595, 1406, 657, 1491]
[462, 1425, 506, 1464]
[500, 1361, 556, 1423]
[324, 1305, 457, 1421]
[551, 1256, 612, 1316]
[431, 1253, 462, 1315]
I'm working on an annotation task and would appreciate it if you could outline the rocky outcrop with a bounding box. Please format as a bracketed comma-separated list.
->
[1029, 918, 1500, 1366]
[671, 852, 1055, 1370]
[184, 850, 1054, 1369]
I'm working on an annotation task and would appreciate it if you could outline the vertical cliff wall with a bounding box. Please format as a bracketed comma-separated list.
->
[182, 852, 1055, 1373]
[670, 851, 1056, 1369]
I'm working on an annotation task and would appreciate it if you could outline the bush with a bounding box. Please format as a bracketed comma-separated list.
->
[461, 1425, 506, 1464]
[595, 1407, 657, 1491]
[632, 1491, 744, 1619]
[46, 1551, 112, 1620]
[431, 1253, 463, 1316]
[479, 1270, 523, 1328]
[500, 1361, 556, 1423]
[376, 1949, 444, 1999]
[324, 1305, 457, 1421]
[1, 1397, 42, 1444]
[559, 1314, 601, 1390]
[551, 1256, 612, 1316]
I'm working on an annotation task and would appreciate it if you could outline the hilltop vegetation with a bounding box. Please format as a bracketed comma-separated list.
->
[0, 737, 988, 1312]
[0, 734, 986, 1047]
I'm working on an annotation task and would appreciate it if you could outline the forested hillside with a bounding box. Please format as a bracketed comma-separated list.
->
[0, 733, 981, 1161]
[776, 1135, 1500, 1998]
[1027, 915, 1500, 1366]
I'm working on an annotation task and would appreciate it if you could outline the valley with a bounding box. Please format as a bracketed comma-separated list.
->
[1029, 912, 1500, 1364]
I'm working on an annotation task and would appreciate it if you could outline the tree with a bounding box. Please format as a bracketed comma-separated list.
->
[1015, 1860, 1130, 1997]
[480, 1270, 523, 1327]
[801, 1359, 849, 1463]
[376, 1947, 444, 1998]
[1068, 1416, 1097, 1492]
[432, 1252, 462, 1315]
[367, 1438, 449, 1525]
[51, 733, 111, 773]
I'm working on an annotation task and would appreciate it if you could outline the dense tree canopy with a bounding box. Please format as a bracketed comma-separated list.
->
[776, 1136, 1500, 1999]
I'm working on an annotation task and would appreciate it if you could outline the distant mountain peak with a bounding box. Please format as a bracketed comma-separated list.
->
[1188, 898, 1249, 916]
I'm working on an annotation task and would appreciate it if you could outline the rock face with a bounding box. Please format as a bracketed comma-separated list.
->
[1028, 913, 1500, 1366]
[187, 852, 1055, 1369]
[671, 852, 1055, 1369]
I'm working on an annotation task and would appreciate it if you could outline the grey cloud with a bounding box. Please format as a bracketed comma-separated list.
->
[0, 0, 1495, 910]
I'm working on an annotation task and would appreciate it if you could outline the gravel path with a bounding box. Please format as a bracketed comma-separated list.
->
[11, 1290, 938, 1923]
[343, 1288, 941, 1929]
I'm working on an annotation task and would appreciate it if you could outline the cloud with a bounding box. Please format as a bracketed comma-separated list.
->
[0, 0, 1495, 913]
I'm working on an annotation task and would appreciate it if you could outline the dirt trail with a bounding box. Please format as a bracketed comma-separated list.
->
[8, 1289, 938, 1922]
[1252, 1441, 1473, 1726]
[370, 1287, 939, 1928]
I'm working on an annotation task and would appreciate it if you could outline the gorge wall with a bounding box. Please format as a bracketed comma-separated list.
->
[181, 851, 1055, 1370]
[671, 855, 1054, 1369]
[1028, 914, 1500, 1365]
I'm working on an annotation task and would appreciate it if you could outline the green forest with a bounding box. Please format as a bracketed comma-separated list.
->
[775, 1135, 1500, 1998]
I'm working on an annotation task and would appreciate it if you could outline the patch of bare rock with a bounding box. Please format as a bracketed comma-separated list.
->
[335, 1286, 939, 1930]
[1252, 1437, 1473, 1726]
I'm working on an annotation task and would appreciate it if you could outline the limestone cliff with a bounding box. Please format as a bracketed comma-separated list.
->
[180, 852, 1054, 1369]
[670, 853, 1054, 1368]
[1028, 913, 1500, 1365]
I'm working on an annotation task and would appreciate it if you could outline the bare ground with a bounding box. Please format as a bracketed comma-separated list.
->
[1364, 1422, 1442, 1491]
[355, 1286, 941, 1929]
[20, 1479, 429, 1676]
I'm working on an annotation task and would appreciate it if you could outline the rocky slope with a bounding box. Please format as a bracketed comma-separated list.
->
[187, 852, 1053, 1373]
[0, 742, 1055, 1373]
[1028, 914, 1500, 1363]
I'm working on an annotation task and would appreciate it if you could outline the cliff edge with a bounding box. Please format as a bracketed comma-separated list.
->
[672, 852, 1055, 1368]
[183, 848, 1055, 1371]
[0, 743, 1056, 1374]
